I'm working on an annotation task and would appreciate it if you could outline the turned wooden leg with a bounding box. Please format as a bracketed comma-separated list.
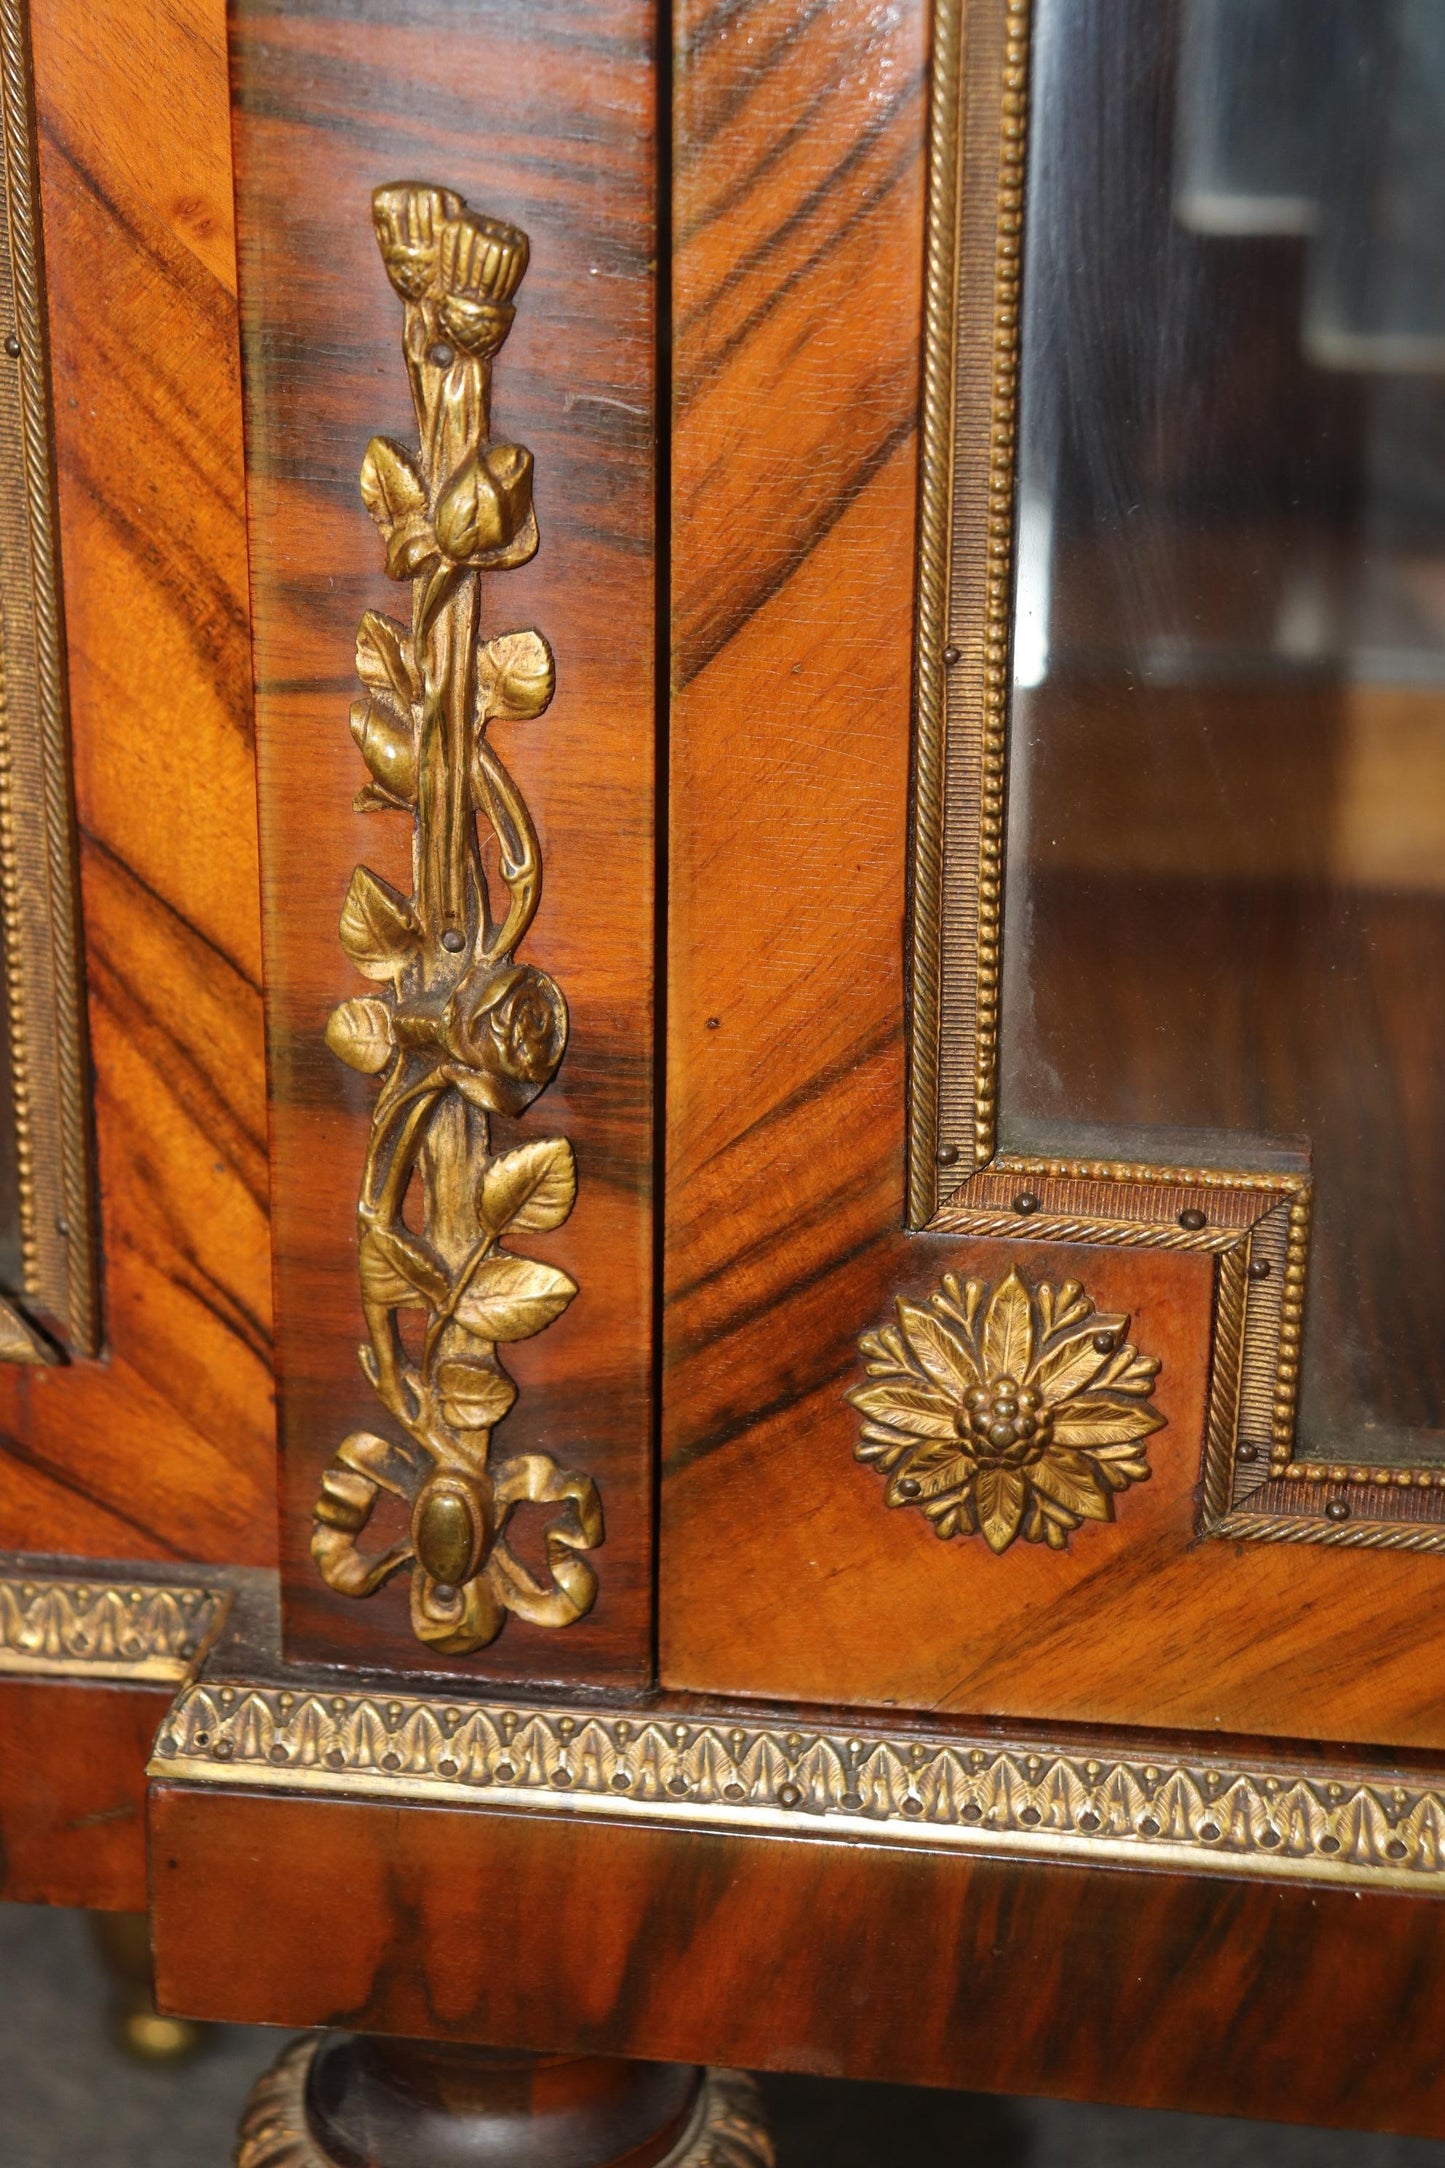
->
[235, 2034, 773, 2168]
[87, 1911, 208, 2064]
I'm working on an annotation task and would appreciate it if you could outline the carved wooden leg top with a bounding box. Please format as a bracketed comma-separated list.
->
[235, 2034, 774, 2168]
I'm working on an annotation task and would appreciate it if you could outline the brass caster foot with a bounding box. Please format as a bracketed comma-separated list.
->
[115, 2004, 209, 2063]
[88, 1911, 208, 2066]
[236, 2034, 774, 2168]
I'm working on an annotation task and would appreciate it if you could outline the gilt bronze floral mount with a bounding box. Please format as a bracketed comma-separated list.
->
[310, 184, 601, 1656]
[850, 1266, 1164, 1554]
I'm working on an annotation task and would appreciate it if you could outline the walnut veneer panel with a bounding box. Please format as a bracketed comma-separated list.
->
[660, 0, 1445, 1745]
[233, 0, 656, 1681]
[0, 1678, 164, 1908]
[0, 0, 275, 1563]
[152, 1786, 1445, 2137]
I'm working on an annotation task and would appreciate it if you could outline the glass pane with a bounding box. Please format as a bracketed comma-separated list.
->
[1001, 0, 1445, 1460]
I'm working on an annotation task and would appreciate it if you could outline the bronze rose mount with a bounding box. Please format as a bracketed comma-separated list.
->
[310, 183, 602, 1656]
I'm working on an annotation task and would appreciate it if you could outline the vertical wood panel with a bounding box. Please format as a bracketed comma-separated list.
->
[233, 0, 657, 1680]
[0, 0, 275, 1565]
[663, 0, 928, 1679]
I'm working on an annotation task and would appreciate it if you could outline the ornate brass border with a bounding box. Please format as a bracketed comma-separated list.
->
[908, 0, 1029, 1215]
[0, 0, 96, 1358]
[0, 1568, 228, 1680]
[904, 0, 1445, 1548]
[153, 1676, 1445, 1894]
[934, 1154, 1325, 1534]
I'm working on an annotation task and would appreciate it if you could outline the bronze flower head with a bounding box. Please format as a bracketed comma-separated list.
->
[371, 183, 464, 302]
[438, 210, 529, 356]
[372, 186, 529, 358]
[849, 1266, 1165, 1554]
[447, 963, 567, 1114]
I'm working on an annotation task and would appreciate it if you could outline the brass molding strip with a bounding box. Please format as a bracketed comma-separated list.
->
[904, 0, 964, 1216]
[153, 1678, 1445, 1894]
[932, 1155, 1331, 1542]
[1216, 1490, 1445, 1554]
[0, 1571, 228, 1681]
[933, 1162, 1445, 1550]
[908, 0, 1030, 1220]
[0, 0, 96, 1356]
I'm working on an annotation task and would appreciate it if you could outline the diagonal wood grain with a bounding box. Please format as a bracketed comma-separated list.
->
[0, 0, 275, 1565]
[661, 0, 1445, 1749]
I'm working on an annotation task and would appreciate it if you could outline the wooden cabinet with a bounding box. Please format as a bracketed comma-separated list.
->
[4, 0, 1445, 2158]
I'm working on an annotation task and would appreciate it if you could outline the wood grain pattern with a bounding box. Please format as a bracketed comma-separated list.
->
[232, 0, 656, 1681]
[660, 0, 1445, 1745]
[152, 1782, 1445, 2138]
[662, 0, 927, 1651]
[0, 0, 275, 1563]
[0, 1677, 162, 1907]
[295, 2036, 704, 2168]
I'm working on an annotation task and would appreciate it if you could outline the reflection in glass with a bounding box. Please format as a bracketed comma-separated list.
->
[1001, 0, 1445, 1459]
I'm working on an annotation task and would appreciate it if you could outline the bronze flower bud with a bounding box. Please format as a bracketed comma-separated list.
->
[371, 182, 463, 301]
[349, 697, 416, 803]
[435, 443, 535, 563]
[438, 294, 515, 359]
[438, 208, 529, 306]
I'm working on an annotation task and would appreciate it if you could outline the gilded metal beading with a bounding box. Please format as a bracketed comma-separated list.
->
[154, 1678, 1445, 1895]
[908, 0, 1030, 1217]
[0, 1570, 226, 1680]
[0, 0, 96, 1357]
